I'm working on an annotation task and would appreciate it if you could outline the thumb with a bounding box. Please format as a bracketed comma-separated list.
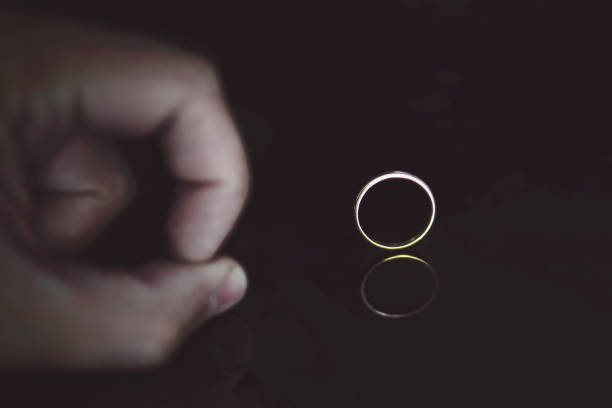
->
[35, 135, 134, 255]
[142, 257, 248, 345]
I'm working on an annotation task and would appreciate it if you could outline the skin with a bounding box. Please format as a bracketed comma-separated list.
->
[0, 13, 250, 369]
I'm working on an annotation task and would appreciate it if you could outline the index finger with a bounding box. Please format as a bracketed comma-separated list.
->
[72, 44, 249, 261]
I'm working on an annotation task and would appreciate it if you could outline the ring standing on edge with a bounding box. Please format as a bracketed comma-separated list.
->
[354, 171, 436, 250]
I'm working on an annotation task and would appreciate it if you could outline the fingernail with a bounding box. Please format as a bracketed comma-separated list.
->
[212, 265, 247, 315]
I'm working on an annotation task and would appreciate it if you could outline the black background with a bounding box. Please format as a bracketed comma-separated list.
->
[2, 1, 612, 407]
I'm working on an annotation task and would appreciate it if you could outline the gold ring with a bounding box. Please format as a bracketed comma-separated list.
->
[354, 171, 436, 250]
[361, 254, 438, 319]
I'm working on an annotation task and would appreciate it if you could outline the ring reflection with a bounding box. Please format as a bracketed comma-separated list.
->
[361, 254, 438, 319]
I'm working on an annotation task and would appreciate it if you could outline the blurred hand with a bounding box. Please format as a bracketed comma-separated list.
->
[0, 13, 249, 369]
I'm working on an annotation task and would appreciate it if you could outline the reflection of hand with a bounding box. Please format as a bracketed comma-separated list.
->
[0, 13, 249, 369]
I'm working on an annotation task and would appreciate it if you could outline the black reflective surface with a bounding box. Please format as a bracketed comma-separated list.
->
[3, 1, 611, 407]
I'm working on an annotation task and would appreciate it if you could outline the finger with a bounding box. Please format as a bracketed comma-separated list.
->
[164, 98, 249, 261]
[39, 256, 247, 369]
[75, 52, 249, 262]
[142, 256, 248, 339]
[36, 135, 133, 255]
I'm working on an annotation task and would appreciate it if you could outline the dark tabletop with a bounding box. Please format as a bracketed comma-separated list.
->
[3, 1, 611, 407]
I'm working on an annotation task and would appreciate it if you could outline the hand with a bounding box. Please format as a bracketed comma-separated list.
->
[0, 13, 249, 369]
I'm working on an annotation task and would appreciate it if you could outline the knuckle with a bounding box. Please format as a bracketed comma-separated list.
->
[179, 55, 222, 95]
[227, 160, 250, 198]
[234, 170, 251, 201]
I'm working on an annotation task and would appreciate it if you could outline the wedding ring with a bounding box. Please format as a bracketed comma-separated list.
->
[354, 171, 435, 250]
